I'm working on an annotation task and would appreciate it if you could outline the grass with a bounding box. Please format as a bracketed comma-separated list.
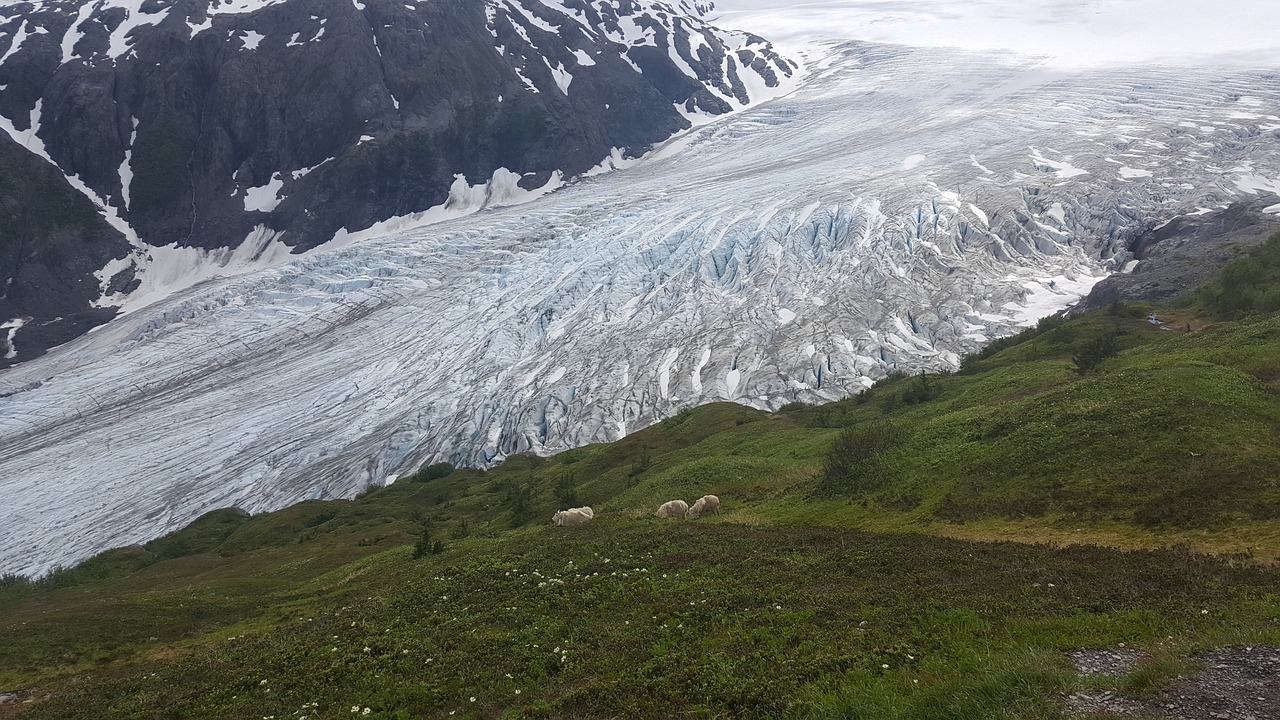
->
[7, 523, 1280, 719]
[3, 237, 1280, 717]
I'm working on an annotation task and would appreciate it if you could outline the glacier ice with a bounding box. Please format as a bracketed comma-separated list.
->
[3, 42, 1280, 575]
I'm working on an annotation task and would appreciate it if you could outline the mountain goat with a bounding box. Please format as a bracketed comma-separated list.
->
[552, 506, 594, 527]
[655, 500, 689, 518]
[686, 495, 720, 518]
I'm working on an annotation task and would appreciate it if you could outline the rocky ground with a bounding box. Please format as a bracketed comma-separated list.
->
[1066, 646, 1280, 719]
[1078, 199, 1280, 312]
[0, 688, 31, 714]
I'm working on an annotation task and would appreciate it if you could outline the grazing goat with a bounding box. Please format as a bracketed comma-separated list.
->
[552, 506, 594, 527]
[686, 495, 720, 518]
[655, 499, 689, 518]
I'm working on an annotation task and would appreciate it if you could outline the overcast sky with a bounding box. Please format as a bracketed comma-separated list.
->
[709, 0, 1280, 67]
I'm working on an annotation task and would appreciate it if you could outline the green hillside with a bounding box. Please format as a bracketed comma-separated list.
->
[3, 236, 1280, 719]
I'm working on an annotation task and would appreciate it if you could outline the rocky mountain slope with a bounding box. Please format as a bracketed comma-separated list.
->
[1078, 198, 1280, 312]
[0, 0, 793, 362]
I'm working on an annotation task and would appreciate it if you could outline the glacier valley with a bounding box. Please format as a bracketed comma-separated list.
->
[3, 37, 1280, 575]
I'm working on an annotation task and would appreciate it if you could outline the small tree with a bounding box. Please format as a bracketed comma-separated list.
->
[505, 480, 535, 526]
[1071, 331, 1119, 375]
[554, 473, 580, 508]
[412, 523, 445, 559]
[629, 447, 653, 480]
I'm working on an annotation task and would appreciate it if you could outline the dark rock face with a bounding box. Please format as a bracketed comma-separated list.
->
[0, 0, 793, 366]
[1077, 199, 1280, 312]
[0, 133, 128, 359]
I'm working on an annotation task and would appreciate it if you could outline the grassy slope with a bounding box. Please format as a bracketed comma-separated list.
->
[3, 240, 1280, 718]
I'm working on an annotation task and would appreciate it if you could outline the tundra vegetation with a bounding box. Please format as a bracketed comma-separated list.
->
[2, 238, 1280, 718]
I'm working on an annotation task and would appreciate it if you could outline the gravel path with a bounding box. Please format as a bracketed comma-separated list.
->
[1066, 646, 1280, 720]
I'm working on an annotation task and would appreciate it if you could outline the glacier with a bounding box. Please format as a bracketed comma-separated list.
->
[4, 35, 1280, 574]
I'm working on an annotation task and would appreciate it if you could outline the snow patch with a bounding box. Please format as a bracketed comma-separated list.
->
[545, 365, 567, 384]
[1001, 272, 1109, 327]
[548, 61, 573, 94]
[1029, 147, 1089, 178]
[1045, 202, 1066, 224]
[725, 369, 742, 397]
[1235, 174, 1280, 196]
[243, 173, 284, 212]
[326, 169, 564, 247]
[1, 21, 43, 68]
[582, 147, 641, 177]
[240, 30, 264, 50]
[110, 225, 296, 314]
[1119, 166, 1154, 179]
[207, 0, 291, 14]
[59, 2, 95, 64]
[118, 117, 138, 211]
[188, 15, 213, 35]
[691, 347, 711, 394]
[657, 347, 679, 399]
[106, 1, 170, 59]
[1, 317, 25, 360]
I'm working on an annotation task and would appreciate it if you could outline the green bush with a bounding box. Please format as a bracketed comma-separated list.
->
[819, 422, 904, 496]
[553, 473, 580, 508]
[1196, 232, 1280, 317]
[900, 372, 942, 405]
[415, 463, 455, 482]
[411, 523, 445, 559]
[1071, 331, 1119, 375]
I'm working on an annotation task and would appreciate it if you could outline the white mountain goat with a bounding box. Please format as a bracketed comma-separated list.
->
[552, 506, 594, 527]
[686, 495, 720, 518]
[655, 499, 689, 518]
